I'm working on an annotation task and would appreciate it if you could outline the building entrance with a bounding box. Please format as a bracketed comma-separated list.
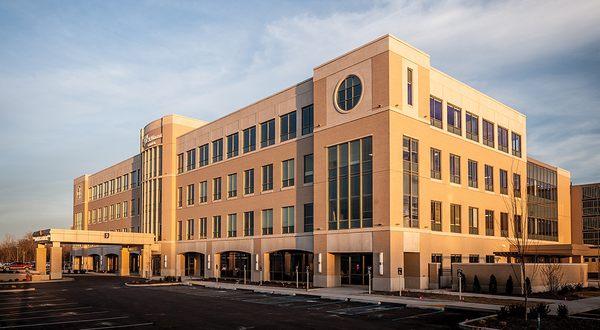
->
[340, 253, 373, 285]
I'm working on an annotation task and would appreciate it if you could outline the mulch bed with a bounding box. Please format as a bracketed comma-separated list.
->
[469, 315, 599, 329]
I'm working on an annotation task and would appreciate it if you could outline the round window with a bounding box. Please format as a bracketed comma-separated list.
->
[336, 75, 362, 111]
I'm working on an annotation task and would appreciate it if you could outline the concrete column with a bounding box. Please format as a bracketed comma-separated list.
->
[35, 244, 46, 275]
[314, 252, 338, 288]
[262, 252, 270, 282]
[49, 242, 62, 280]
[213, 253, 221, 278]
[176, 254, 184, 277]
[119, 248, 130, 277]
[141, 245, 151, 278]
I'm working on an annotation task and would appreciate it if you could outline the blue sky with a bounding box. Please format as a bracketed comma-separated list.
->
[1, 0, 599, 237]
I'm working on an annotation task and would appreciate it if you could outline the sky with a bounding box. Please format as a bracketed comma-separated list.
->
[0, 0, 599, 237]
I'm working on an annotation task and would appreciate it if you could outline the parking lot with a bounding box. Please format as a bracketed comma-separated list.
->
[0, 276, 490, 329]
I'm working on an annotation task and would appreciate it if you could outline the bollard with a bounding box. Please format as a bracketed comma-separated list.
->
[259, 266, 263, 286]
[296, 265, 299, 289]
[216, 264, 219, 283]
[244, 264, 247, 285]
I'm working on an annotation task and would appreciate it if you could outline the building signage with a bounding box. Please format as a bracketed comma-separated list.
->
[104, 233, 110, 239]
[143, 133, 162, 148]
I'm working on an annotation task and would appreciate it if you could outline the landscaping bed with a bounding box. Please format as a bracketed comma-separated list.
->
[467, 314, 599, 329]
[399, 290, 538, 306]
[201, 278, 316, 289]
[529, 285, 600, 300]
[126, 276, 183, 286]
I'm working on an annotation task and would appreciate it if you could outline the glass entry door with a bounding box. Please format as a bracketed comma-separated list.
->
[340, 253, 373, 285]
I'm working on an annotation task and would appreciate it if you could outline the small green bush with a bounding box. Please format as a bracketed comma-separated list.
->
[473, 275, 481, 293]
[528, 303, 549, 319]
[489, 275, 498, 294]
[507, 303, 526, 317]
[557, 304, 569, 318]
[505, 275, 514, 295]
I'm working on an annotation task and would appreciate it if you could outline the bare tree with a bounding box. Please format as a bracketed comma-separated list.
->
[542, 263, 564, 293]
[0, 233, 35, 263]
[500, 161, 540, 322]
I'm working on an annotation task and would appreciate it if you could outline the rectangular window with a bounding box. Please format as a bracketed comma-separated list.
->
[451, 254, 462, 263]
[498, 126, 509, 153]
[500, 169, 508, 195]
[187, 184, 195, 206]
[328, 136, 372, 230]
[431, 254, 442, 264]
[177, 153, 184, 173]
[123, 201, 128, 218]
[213, 216, 221, 238]
[450, 154, 461, 184]
[260, 119, 275, 148]
[430, 148, 441, 180]
[512, 132, 522, 157]
[212, 139, 223, 162]
[177, 221, 183, 240]
[187, 219, 194, 240]
[243, 126, 256, 153]
[465, 112, 479, 141]
[227, 133, 239, 158]
[228, 214, 237, 237]
[199, 218, 207, 238]
[486, 255, 495, 263]
[485, 210, 494, 236]
[213, 177, 222, 200]
[483, 120, 495, 147]
[282, 206, 295, 234]
[228, 173, 237, 198]
[514, 215, 523, 238]
[469, 207, 479, 234]
[431, 201, 442, 231]
[199, 181, 207, 203]
[282, 159, 295, 187]
[177, 187, 183, 207]
[117, 177, 122, 192]
[244, 169, 254, 195]
[447, 104, 462, 135]
[485, 165, 494, 191]
[469, 255, 480, 263]
[430, 96, 443, 129]
[199, 144, 209, 167]
[123, 174, 129, 190]
[244, 211, 254, 236]
[280, 111, 297, 142]
[403, 136, 419, 228]
[262, 164, 273, 191]
[186, 149, 196, 171]
[513, 173, 521, 197]
[262, 209, 273, 235]
[500, 212, 509, 237]
[451, 204, 461, 233]
[301, 104, 314, 135]
[468, 160, 478, 188]
[304, 203, 314, 232]
[407, 68, 413, 106]
[304, 154, 314, 184]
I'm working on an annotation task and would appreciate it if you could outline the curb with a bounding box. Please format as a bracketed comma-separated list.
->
[458, 314, 497, 329]
[0, 288, 36, 293]
[124, 282, 183, 287]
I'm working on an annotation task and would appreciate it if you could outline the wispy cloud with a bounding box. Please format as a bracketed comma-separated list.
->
[0, 0, 599, 236]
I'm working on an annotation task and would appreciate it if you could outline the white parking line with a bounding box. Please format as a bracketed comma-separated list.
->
[80, 322, 155, 329]
[1, 306, 93, 316]
[1, 310, 109, 322]
[0, 298, 65, 306]
[0, 316, 129, 329]
[0, 302, 78, 311]
[392, 309, 443, 321]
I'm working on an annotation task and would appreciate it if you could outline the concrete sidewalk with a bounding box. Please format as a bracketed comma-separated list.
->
[187, 280, 502, 312]
[549, 295, 600, 315]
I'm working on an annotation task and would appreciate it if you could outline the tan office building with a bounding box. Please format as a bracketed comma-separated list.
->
[72, 35, 575, 290]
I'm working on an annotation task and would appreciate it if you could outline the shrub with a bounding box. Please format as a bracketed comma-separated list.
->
[497, 306, 509, 320]
[575, 283, 583, 291]
[525, 277, 532, 296]
[507, 303, 526, 317]
[557, 304, 569, 318]
[473, 275, 481, 293]
[489, 275, 498, 294]
[528, 303, 549, 319]
[505, 275, 514, 295]
[177, 276, 182, 282]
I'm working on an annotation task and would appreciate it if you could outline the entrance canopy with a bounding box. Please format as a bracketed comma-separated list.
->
[494, 243, 595, 259]
[33, 229, 155, 246]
